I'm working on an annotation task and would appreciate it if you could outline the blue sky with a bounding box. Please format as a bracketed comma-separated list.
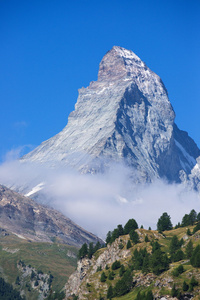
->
[1, 0, 200, 162]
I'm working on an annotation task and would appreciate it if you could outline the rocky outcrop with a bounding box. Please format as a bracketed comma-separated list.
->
[65, 236, 131, 299]
[17, 260, 50, 299]
[0, 185, 101, 247]
[22, 46, 200, 184]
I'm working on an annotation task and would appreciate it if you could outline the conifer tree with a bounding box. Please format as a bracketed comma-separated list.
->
[108, 271, 114, 280]
[129, 229, 139, 244]
[106, 231, 112, 244]
[190, 245, 200, 267]
[142, 255, 150, 274]
[88, 242, 94, 259]
[107, 285, 113, 299]
[126, 240, 132, 249]
[119, 264, 125, 277]
[135, 291, 142, 300]
[117, 224, 124, 236]
[146, 290, 153, 300]
[183, 281, 189, 291]
[157, 212, 172, 231]
[189, 209, 197, 225]
[114, 269, 132, 297]
[78, 243, 88, 259]
[187, 228, 192, 236]
[124, 219, 138, 234]
[150, 248, 169, 275]
[171, 284, 178, 297]
[169, 235, 182, 261]
[100, 271, 107, 282]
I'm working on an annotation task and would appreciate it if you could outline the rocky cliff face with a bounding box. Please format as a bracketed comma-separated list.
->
[22, 46, 200, 184]
[0, 185, 101, 247]
[65, 234, 133, 299]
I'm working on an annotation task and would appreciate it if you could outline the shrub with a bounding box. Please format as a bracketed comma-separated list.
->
[111, 260, 121, 270]
[173, 249, 185, 262]
[108, 271, 114, 280]
[172, 265, 184, 277]
[193, 222, 200, 234]
[190, 276, 198, 287]
[126, 240, 132, 249]
[118, 243, 124, 250]
[100, 271, 107, 282]
[107, 285, 113, 299]
[119, 264, 125, 277]
[183, 280, 189, 291]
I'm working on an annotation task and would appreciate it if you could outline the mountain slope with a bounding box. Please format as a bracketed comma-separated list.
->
[22, 46, 200, 183]
[0, 232, 78, 300]
[0, 185, 101, 247]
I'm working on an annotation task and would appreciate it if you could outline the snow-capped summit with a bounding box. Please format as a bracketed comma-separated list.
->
[22, 46, 200, 183]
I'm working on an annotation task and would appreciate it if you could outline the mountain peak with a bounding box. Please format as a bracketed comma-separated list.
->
[98, 46, 145, 82]
[21, 46, 200, 184]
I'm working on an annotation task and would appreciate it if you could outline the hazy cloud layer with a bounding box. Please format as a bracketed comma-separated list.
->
[0, 159, 199, 239]
[1, 145, 35, 163]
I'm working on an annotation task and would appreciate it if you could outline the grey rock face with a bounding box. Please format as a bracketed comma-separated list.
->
[187, 157, 200, 191]
[22, 46, 200, 183]
[0, 185, 101, 247]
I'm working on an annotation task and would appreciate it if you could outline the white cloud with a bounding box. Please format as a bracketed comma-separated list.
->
[1, 145, 35, 163]
[0, 158, 199, 239]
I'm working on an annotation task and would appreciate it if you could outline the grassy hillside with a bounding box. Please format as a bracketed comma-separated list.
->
[67, 224, 200, 300]
[0, 231, 78, 299]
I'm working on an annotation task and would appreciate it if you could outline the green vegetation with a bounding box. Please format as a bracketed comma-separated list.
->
[181, 209, 197, 226]
[114, 269, 132, 297]
[0, 233, 78, 299]
[3, 207, 200, 300]
[126, 240, 132, 249]
[73, 209, 200, 300]
[100, 271, 107, 282]
[124, 219, 138, 234]
[78, 241, 102, 259]
[172, 264, 184, 277]
[185, 240, 193, 258]
[157, 212, 172, 232]
[135, 290, 153, 300]
[190, 244, 200, 267]
[111, 260, 121, 270]
[0, 277, 24, 300]
[129, 230, 139, 244]
[106, 219, 138, 245]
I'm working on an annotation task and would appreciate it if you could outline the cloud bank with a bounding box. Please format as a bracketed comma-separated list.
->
[0, 158, 199, 239]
